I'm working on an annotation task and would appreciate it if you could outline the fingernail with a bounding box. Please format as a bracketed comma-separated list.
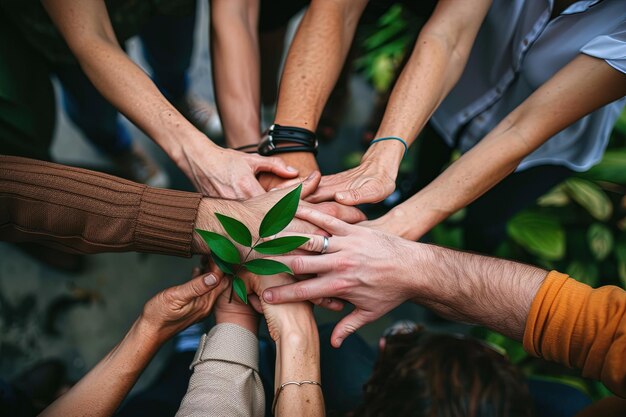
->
[336, 193, 345, 200]
[287, 166, 297, 172]
[336, 337, 343, 346]
[204, 274, 217, 286]
[269, 187, 278, 192]
[263, 290, 273, 302]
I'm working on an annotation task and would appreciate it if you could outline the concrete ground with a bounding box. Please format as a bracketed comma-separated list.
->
[0, 2, 464, 397]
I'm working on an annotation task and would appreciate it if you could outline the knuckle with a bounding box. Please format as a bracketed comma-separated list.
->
[292, 256, 306, 274]
[294, 285, 310, 300]
[349, 188, 361, 202]
[335, 257, 355, 272]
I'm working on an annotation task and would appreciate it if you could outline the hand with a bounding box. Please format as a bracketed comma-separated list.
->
[305, 157, 396, 205]
[193, 172, 367, 255]
[175, 136, 299, 198]
[258, 152, 319, 192]
[261, 206, 421, 348]
[139, 266, 228, 344]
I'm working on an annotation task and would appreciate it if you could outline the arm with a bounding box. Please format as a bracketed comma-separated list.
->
[307, 0, 492, 205]
[374, 54, 626, 240]
[41, 269, 224, 417]
[41, 0, 297, 199]
[264, 207, 626, 396]
[259, 0, 369, 189]
[210, 0, 262, 148]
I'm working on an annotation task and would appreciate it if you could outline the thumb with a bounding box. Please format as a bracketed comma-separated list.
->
[253, 155, 299, 178]
[300, 171, 322, 199]
[175, 273, 221, 303]
[331, 309, 370, 348]
[335, 181, 388, 205]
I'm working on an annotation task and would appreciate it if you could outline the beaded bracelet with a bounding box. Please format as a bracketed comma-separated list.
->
[272, 380, 322, 415]
[369, 136, 408, 158]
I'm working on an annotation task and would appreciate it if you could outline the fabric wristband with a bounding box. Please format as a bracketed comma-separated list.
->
[369, 136, 408, 158]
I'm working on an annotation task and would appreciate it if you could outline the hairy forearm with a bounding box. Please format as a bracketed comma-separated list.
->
[211, 0, 262, 147]
[411, 243, 546, 340]
[40, 319, 160, 417]
[274, 0, 367, 130]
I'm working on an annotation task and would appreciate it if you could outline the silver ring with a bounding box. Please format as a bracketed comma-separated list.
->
[320, 236, 329, 254]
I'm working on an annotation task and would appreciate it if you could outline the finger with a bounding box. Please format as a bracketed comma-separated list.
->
[251, 155, 299, 178]
[267, 176, 305, 192]
[299, 171, 322, 199]
[305, 176, 341, 203]
[295, 206, 352, 236]
[335, 181, 388, 205]
[331, 309, 370, 348]
[173, 273, 221, 303]
[262, 276, 338, 304]
[311, 297, 345, 312]
[268, 253, 338, 275]
[274, 232, 340, 253]
[248, 294, 264, 314]
[304, 201, 367, 224]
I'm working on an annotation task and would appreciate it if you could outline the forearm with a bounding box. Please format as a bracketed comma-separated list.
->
[380, 54, 626, 240]
[274, 0, 367, 130]
[409, 243, 546, 340]
[0, 156, 201, 256]
[274, 315, 323, 417]
[41, 319, 160, 417]
[42, 0, 212, 164]
[211, 0, 262, 147]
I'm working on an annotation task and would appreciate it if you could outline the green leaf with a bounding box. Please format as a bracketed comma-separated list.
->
[564, 178, 612, 221]
[566, 261, 599, 288]
[195, 229, 240, 264]
[614, 241, 626, 289]
[506, 211, 565, 260]
[244, 259, 293, 275]
[232, 277, 248, 304]
[537, 185, 570, 207]
[215, 213, 252, 247]
[210, 252, 235, 275]
[587, 223, 613, 261]
[254, 236, 310, 255]
[259, 184, 302, 238]
[581, 149, 626, 184]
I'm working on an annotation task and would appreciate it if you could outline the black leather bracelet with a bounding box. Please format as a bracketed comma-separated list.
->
[233, 143, 259, 154]
[258, 124, 318, 156]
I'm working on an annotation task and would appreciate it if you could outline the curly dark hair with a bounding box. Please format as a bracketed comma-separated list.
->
[349, 330, 534, 417]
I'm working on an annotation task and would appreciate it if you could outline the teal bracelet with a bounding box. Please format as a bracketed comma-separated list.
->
[369, 136, 408, 157]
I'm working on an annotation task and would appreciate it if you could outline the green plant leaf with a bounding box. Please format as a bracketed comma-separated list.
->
[581, 149, 626, 184]
[259, 184, 302, 238]
[614, 241, 626, 289]
[537, 185, 570, 207]
[254, 236, 310, 255]
[244, 259, 293, 275]
[506, 211, 565, 260]
[195, 229, 240, 264]
[215, 213, 252, 247]
[587, 223, 613, 261]
[210, 252, 235, 275]
[566, 261, 599, 288]
[232, 276, 248, 304]
[564, 178, 612, 221]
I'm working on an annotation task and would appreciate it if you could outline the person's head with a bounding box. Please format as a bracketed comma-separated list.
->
[351, 328, 534, 417]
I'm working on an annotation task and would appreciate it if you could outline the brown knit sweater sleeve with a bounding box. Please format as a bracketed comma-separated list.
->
[0, 155, 201, 257]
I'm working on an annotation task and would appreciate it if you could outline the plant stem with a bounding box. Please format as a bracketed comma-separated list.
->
[229, 237, 261, 303]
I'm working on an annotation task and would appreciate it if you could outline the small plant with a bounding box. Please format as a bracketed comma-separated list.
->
[195, 184, 309, 303]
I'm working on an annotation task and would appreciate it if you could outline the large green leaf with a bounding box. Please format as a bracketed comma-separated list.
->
[244, 259, 293, 275]
[506, 212, 565, 260]
[232, 276, 248, 304]
[259, 184, 302, 238]
[566, 261, 599, 288]
[215, 213, 252, 247]
[587, 223, 613, 261]
[210, 252, 235, 275]
[580, 149, 626, 184]
[195, 229, 240, 264]
[254, 236, 310, 255]
[564, 178, 612, 221]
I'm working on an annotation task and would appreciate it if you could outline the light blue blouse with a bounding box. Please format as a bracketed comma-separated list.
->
[431, 0, 626, 172]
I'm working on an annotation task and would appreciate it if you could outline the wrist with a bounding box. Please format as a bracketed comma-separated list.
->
[215, 309, 259, 335]
[363, 136, 405, 171]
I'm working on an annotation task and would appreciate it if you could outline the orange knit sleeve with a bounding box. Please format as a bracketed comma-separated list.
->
[524, 271, 626, 397]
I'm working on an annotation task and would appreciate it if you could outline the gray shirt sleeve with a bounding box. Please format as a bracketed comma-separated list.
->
[176, 323, 265, 417]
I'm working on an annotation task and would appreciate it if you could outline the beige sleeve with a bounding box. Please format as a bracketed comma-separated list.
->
[176, 323, 265, 417]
